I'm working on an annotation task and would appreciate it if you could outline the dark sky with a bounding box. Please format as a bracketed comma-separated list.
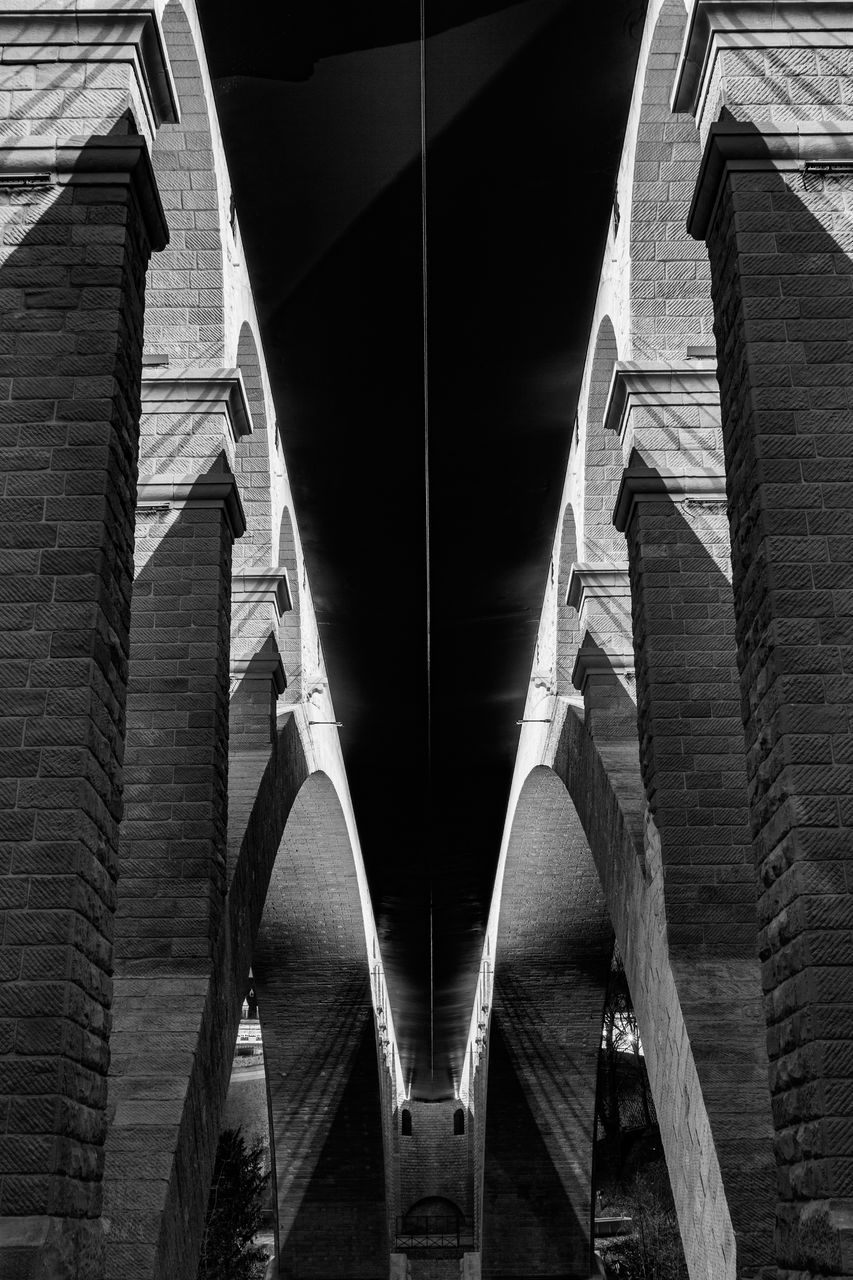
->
[199, 0, 645, 1097]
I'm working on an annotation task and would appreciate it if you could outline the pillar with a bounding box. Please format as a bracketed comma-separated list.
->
[611, 360, 775, 1276]
[675, 3, 853, 1272]
[0, 7, 172, 1277]
[568, 565, 645, 832]
[103, 371, 248, 1280]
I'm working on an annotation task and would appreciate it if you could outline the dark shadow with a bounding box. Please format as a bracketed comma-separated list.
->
[482, 1015, 589, 1279]
[272, 1014, 387, 1280]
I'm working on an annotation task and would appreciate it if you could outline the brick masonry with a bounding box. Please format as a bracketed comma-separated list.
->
[613, 365, 776, 1273]
[0, 130, 165, 1280]
[482, 777, 612, 1280]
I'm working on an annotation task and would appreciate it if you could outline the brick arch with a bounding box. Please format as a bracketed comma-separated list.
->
[252, 771, 387, 1278]
[278, 505, 302, 699]
[144, 0, 225, 363]
[542, 709, 773, 1279]
[555, 501, 581, 694]
[482, 766, 613, 1279]
[627, 0, 712, 359]
[234, 321, 273, 570]
[581, 316, 624, 566]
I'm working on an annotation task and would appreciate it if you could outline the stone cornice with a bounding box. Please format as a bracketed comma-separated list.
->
[571, 642, 635, 695]
[136, 472, 247, 540]
[230, 653, 287, 696]
[613, 465, 727, 533]
[0, 135, 168, 250]
[141, 367, 253, 440]
[566, 563, 631, 612]
[672, 0, 853, 119]
[231, 569, 292, 617]
[688, 123, 853, 239]
[0, 4, 179, 136]
[604, 361, 719, 447]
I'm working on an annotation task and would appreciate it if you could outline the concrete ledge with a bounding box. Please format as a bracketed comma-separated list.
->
[0, 5, 179, 134]
[571, 644, 634, 695]
[613, 466, 727, 532]
[673, 0, 853, 118]
[231, 653, 286, 695]
[603, 360, 719, 447]
[566, 563, 631, 611]
[0, 134, 168, 250]
[232, 568, 292, 617]
[142, 367, 253, 440]
[688, 122, 853, 239]
[137, 471, 247, 539]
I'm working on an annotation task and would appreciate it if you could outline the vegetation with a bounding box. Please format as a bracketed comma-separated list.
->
[597, 1164, 687, 1280]
[196, 1128, 270, 1280]
[595, 953, 687, 1280]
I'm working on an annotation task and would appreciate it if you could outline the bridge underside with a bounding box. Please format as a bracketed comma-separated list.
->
[2, 3, 853, 1280]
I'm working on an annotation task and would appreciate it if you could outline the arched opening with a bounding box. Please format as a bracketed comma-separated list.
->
[494, 708, 774, 1278]
[234, 321, 273, 570]
[453, 1108, 465, 1136]
[277, 506, 301, 699]
[252, 772, 386, 1277]
[145, 1, 225, 364]
[581, 316, 623, 566]
[555, 501, 581, 694]
[628, 0, 712, 360]
[483, 767, 612, 1280]
[401, 1108, 412, 1137]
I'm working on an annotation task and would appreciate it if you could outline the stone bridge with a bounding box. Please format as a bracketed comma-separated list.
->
[0, 2, 852, 1280]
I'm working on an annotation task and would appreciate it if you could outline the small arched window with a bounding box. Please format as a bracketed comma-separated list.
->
[401, 1108, 412, 1136]
[453, 1108, 465, 1136]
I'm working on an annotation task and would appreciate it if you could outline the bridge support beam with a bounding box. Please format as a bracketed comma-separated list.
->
[676, 3, 853, 1272]
[611, 361, 776, 1275]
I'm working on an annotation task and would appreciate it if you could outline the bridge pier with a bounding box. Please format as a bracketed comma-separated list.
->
[103, 373, 248, 1280]
[0, 9, 172, 1277]
[611, 361, 776, 1274]
[676, 2, 853, 1272]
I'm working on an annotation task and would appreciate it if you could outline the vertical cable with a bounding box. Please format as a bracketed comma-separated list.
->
[419, 0, 434, 1083]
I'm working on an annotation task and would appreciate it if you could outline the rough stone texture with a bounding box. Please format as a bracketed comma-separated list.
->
[627, 0, 713, 360]
[482, 785, 611, 1279]
[253, 772, 387, 1280]
[397, 1099, 474, 1229]
[101, 712, 310, 1280]
[550, 717, 739, 1279]
[703, 156, 853, 1277]
[582, 319, 625, 566]
[144, 0, 225, 364]
[619, 384, 776, 1272]
[0, 151, 159, 1278]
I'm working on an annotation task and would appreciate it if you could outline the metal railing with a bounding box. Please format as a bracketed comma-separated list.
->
[395, 1216, 472, 1248]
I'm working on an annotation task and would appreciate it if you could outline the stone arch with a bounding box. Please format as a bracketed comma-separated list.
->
[482, 766, 613, 1279]
[253, 771, 387, 1279]
[509, 709, 771, 1278]
[105, 718, 387, 1280]
[404, 1195, 464, 1223]
[581, 316, 624, 566]
[555, 501, 581, 695]
[278, 504, 302, 699]
[628, 0, 712, 359]
[144, 0, 226, 364]
[234, 321, 273, 570]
